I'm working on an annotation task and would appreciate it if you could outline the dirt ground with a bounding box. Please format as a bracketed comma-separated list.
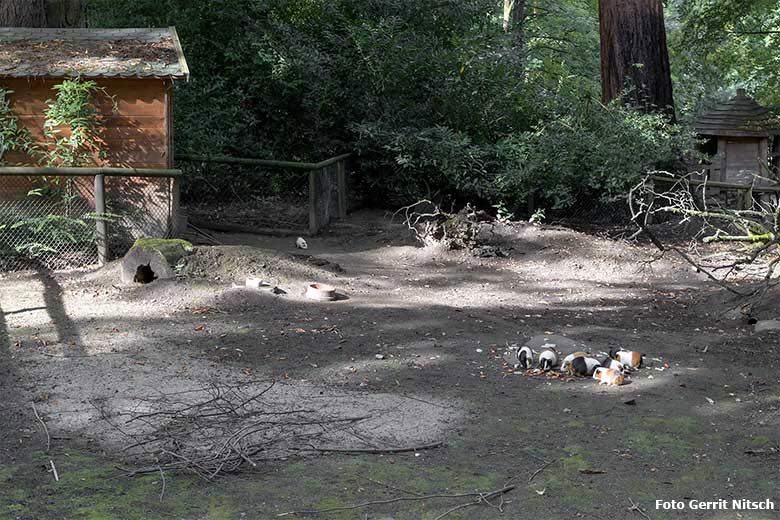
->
[1, 210, 779, 520]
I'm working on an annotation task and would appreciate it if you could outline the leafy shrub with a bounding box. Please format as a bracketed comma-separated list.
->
[496, 102, 696, 211]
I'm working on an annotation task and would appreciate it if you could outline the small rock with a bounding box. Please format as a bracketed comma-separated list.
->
[245, 278, 270, 290]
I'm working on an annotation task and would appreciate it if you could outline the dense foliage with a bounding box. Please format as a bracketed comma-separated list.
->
[83, 0, 777, 213]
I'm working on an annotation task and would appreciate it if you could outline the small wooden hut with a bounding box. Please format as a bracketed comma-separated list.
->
[694, 89, 780, 186]
[0, 27, 189, 246]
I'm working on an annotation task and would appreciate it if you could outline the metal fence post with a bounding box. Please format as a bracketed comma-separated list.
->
[94, 173, 108, 265]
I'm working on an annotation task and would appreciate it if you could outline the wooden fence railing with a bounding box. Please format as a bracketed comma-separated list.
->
[651, 174, 780, 210]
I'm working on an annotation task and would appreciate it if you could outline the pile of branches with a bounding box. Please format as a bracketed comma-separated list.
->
[96, 381, 380, 480]
[394, 200, 510, 256]
[629, 171, 780, 307]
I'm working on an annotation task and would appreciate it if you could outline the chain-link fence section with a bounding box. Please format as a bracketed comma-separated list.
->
[105, 175, 178, 256]
[0, 171, 180, 272]
[0, 175, 97, 271]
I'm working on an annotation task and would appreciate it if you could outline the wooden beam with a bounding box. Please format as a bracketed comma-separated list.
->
[652, 175, 780, 193]
[0, 166, 182, 177]
[175, 153, 353, 171]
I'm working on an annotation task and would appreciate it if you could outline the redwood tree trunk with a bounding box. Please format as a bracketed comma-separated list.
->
[45, 0, 83, 27]
[0, 0, 46, 27]
[0, 0, 82, 27]
[599, 0, 676, 121]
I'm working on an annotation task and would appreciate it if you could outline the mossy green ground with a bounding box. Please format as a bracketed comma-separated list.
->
[2, 413, 769, 520]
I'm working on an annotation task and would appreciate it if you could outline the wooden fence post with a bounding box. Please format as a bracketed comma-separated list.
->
[337, 159, 347, 220]
[171, 175, 182, 236]
[308, 169, 319, 236]
[94, 173, 108, 265]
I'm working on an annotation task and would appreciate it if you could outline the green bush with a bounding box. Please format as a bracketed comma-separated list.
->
[496, 102, 696, 211]
[84, 0, 697, 213]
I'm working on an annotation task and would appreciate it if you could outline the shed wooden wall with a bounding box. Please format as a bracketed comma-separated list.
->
[2, 77, 172, 168]
[722, 137, 767, 186]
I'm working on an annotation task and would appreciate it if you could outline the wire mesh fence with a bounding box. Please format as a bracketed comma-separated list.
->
[178, 154, 353, 235]
[0, 153, 354, 272]
[182, 161, 311, 233]
[0, 175, 97, 271]
[0, 171, 180, 271]
[105, 175, 178, 255]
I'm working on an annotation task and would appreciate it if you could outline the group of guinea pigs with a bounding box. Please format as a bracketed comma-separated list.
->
[502, 342, 644, 387]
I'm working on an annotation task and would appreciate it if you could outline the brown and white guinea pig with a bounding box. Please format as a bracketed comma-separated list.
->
[593, 367, 625, 386]
[538, 347, 558, 371]
[560, 351, 589, 373]
[610, 348, 644, 369]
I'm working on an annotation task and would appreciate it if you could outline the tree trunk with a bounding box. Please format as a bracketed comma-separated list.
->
[599, 0, 676, 121]
[45, 0, 83, 27]
[502, 0, 525, 34]
[0, 0, 82, 27]
[0, 0, 46, 27]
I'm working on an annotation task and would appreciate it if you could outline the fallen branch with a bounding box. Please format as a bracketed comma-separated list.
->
[432, 487, 515, 520]
[703, 232, 774, 244]
[158, 466, 166, 502]
[363, 477, 423, 497]
[628, 497, 651, 519]
[528, 458, 557, 483]
[31, 403, 50, 452]
[276, 485, 516, 517]
[301, 441, 444, 455]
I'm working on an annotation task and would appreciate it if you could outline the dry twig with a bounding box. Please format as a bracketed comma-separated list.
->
[276, 485, 516, 517]
[31, 402, 51, 452]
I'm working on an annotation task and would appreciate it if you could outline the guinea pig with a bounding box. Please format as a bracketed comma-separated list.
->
[517, 345, 533, 370]
[560, 351, 589, 373]
[611, 348, 644, 369]
[593, 367, 625, 386]
[569, 356, 601, 377]
[538, 347, 558, 371]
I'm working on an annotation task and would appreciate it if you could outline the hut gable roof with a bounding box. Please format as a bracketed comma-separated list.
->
[695, 89, 779, 138]
[0, 27, 188, 80]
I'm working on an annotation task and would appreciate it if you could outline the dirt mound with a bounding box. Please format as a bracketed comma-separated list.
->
[179, 245, 344, 285]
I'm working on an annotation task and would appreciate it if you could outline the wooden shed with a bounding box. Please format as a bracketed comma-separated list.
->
[694, 89, 780, 186]
[0, 27, 189, 246]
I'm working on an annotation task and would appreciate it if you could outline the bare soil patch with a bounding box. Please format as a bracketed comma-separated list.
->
[1, 210, 779, 519]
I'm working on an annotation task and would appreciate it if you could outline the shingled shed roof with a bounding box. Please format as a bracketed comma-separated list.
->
[695, 89, 779, 138]
[0, 27, 188, 80]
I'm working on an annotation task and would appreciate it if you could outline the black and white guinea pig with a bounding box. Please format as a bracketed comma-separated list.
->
[538, 347, 558, 371]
